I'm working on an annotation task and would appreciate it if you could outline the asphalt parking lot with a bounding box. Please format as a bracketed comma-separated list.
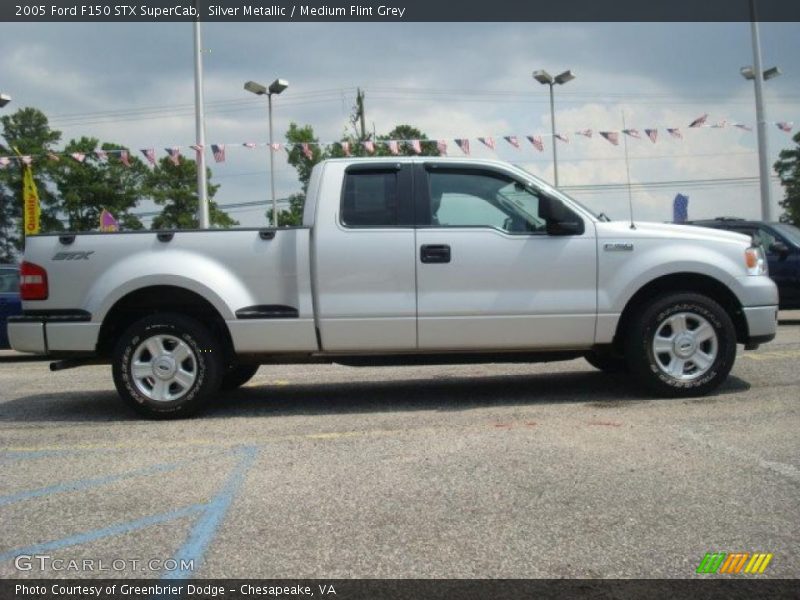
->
[0, 314, 798, 580]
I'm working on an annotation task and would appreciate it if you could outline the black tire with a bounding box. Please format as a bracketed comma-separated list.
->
[625, 293, 737, 397]
[221, 364, 260, 390]
[584, 348, 628, 373]
[112, 313, 223, 419]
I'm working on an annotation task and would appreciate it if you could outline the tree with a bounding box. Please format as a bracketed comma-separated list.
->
[144, 156, 237, 229]
[0, 107, 63, 259]
[50, 137, 147, 232]
[774, 131, 800, 226]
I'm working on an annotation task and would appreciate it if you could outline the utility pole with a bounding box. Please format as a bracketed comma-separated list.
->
[356, 88, 366, 140]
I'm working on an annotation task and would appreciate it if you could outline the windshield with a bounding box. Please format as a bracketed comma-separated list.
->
[772, 223, 800, 247]
[512, 164, 609, 221]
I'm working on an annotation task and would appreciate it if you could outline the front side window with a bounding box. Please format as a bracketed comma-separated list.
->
[427, 170, 547, 233]
[341, 170, 398, 227]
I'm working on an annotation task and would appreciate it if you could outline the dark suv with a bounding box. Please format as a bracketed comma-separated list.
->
[689, 218, 800, 309]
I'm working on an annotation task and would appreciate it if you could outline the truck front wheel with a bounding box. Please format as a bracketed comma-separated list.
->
[625, 293, 737, 397]
[221, 364, 260, 390]
[112, 313, 223, 418]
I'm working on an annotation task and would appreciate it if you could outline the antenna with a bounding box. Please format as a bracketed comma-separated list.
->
[622, 110, 636, 229]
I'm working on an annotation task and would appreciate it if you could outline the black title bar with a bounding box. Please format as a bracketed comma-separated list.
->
[3, 0, 800, 22]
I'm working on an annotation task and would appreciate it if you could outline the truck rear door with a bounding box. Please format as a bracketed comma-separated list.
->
[312, 161, 417, 351]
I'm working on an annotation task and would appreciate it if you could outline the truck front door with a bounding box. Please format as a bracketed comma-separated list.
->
[414, 164, 597, 350]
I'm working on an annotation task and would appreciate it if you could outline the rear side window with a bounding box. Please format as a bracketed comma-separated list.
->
[0, 269, 19, 293]
[341, 170, 398, 227]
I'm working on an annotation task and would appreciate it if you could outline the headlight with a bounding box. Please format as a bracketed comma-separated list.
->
[744, 246, 767, 276]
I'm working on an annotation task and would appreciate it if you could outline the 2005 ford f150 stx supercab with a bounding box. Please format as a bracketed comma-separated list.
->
[9, 158, 778, 418]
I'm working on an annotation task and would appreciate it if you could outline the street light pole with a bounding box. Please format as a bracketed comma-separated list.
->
[749, 2, 772, 221]
[245, 78, 288, 227]
[533, 69, 575, 188]
[193, 19, 210, 229]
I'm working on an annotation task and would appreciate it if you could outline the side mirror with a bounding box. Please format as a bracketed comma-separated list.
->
[769, 241, 790, 258]
[539, 195, 585, 236]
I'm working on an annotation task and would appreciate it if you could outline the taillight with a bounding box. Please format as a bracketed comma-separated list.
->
[20, 261, 48, 300]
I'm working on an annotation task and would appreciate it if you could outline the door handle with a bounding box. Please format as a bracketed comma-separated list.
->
[420, 244, 451, 264]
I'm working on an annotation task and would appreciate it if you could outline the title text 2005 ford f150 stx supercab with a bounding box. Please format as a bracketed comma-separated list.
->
[9, 158, 778, 418]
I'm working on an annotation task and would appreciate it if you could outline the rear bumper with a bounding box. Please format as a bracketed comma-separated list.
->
[8, 312, 98, 355]
[742, 305, 778, 345]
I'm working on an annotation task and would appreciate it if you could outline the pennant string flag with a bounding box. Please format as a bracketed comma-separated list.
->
[99, 208, 119, 232]
[645, 129, 658, 143]
[388, 140, 400, 155]
[576, 129, 593, 138]
[478, 137, 495, 150]
[141, 148, 156, 165]
[437, 140, 447, 155]
[455, 138, 470, 155]
[341, 141, 351, 156]
[410, 140, 422, 154]
[70, 152, 85, 163]
[600, 131, 619, 146]
[211, 144, 226, 163]
[166, 147, 181, 166]
[243, 142, 258, 149]
[673, 194, 689, 224]
[47, 152, 60, 162]
[120, 150, 131, 167]
[504, 136, 520, 149]
[667, 128, 683, 139]
[689, 114, 708, 128]
[270, 143, 281, 152]
[95, 149, 107, 161]
[527, 136, 544, 152]
[363, 140, 375, 154]
[776, 122, 793, 133]
[623, 129, 641, 139]
[555, 134, 569, 144]
[734, 124, 752, 132]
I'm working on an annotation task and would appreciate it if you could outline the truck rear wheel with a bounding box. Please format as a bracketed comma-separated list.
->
[112, 313, 223, 419]
[625, 293, 736, 397]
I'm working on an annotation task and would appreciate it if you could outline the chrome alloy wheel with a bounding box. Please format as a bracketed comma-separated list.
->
[130, 334, 197, 402]
[651, 312, 718, 381]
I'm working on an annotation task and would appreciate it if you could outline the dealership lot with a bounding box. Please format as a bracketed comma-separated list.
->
[0, 315, 798, 579]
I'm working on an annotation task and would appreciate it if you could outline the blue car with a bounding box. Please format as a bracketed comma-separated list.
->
[0, 265, 22, 349]
[689, 219, 800, 310]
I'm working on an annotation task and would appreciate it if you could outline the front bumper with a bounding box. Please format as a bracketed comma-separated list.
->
[742, 305, 778, 345]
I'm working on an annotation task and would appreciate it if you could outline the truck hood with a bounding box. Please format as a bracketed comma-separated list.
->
[595, 221, 752, 246]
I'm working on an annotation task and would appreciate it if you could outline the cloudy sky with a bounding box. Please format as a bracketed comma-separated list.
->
[1, 21, 799, 226]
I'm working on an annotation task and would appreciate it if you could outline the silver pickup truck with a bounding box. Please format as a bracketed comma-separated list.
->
[10, 158, 778, 418]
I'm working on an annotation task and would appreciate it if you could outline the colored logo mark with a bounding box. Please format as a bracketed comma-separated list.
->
[696, 552, 773, 574]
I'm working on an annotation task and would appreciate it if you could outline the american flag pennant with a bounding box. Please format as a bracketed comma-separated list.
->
[166, 147, 181, 166]
[301, 143, 313, 160]
[211, 144, 226, 163]
[576, 129, 593, 138]
[478, 137, 495, 150]
[242, 142, 258, 149]
[341, 141, 351, 156]
[622, 129, 641, 139]
[527, 135, 544, 152]
[95, 149, 107, 161]
[47, 152, 60, 162]
[141, 148, 156, 165]
[436, 140, 448, 155]
[363, 140, 375, 154]
[504, 136, 520, 149]
[22, 155, 33, 165]
[120, 149, 131, 167]
[71, 152, 86, 163]
[388, 140, 400, 155]
[711, 120, 729, 129]
[555, 133, 569, 144]
[645, 129, 658, 143]
[0, 157, 9, 168]
[689, 114, 708, 128]
[270, 143, 281, 152]
[455, 138, 470, 155]
[734, 124, 753, 132]
[189, 144, 204, 160]
[776, 122, 794, 133]
[667, 128, 683, 139]
[410, 140, 422, 154]
[599, 131, 619, 146]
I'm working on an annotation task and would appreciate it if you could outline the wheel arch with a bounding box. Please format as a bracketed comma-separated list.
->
[613, 273, 748, 352]
[97, 285, 235, 360]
